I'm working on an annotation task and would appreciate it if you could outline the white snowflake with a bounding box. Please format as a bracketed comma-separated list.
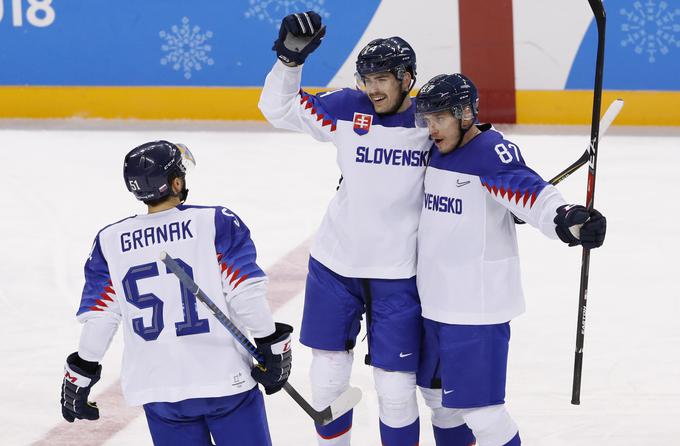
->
[244, 0, 330, 26]
[160, 17, 215, 80]
[620, 0, 680, 63]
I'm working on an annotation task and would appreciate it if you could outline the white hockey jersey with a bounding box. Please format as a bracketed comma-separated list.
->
[76, 205, 275, 406]
[259, 61, 431, 279]
[417, 125, 567, 325]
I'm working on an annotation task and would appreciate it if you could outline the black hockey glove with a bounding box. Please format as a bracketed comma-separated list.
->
[273, 11, 326, 66]
[554, 204, 607, 249]
[251, 322, 293, 395]
[61, 352, 101, 422]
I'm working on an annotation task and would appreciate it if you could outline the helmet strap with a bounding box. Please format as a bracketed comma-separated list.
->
[175, 176, 189, 204]
[454, 120, 475, 150]
[379, 89, 410, 116]
[178, 185, 189, 203]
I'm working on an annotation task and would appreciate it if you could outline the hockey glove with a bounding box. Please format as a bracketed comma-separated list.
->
[273, 11, 326, 66]
[61, 352, 101, 422]
[251, 322, 293, 395]
[554, 204, 607, 249]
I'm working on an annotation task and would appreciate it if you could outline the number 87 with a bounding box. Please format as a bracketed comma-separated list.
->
[494, 143, 521, 164]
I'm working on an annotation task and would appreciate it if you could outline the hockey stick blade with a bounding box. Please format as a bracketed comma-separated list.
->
[283, 382, 362, 425]
[513, 99, 622, 225]
[159, 251, 362, 426]
[329, 386, 362, 422]
[548, 98, 623, 186]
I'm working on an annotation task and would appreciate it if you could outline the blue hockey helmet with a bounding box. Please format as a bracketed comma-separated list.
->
[415, 73, 479, 127]
[123, 140, 196, 202]
[355, 36, 417, 88]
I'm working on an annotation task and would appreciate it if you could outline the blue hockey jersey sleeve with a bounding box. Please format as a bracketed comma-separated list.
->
[478, 137, 566, 238]
[214, 207, 266, 293]
[77, 234, 122, 318]
[213, 207, 274, 338]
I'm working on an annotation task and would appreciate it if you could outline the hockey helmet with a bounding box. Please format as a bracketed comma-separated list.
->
[415, 73, 479, 127]
[123, 140, 195, 202]
[355, 36, 417, 89]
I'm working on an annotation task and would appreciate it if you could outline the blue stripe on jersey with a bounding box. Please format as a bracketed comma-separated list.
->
[212, 206, 265, 289]
[78, 234, 116, 316]
[77, 214, 146, 316]
[300, 90, 338, 132]
[303, 88, 418, 128]
[429, 126, 549, 207]
[480, 169, 548, 209]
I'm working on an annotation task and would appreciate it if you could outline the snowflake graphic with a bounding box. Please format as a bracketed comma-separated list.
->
[244, 0, 330, 27]
[160, 17, 214, 80]
[620, 0, 680, 63]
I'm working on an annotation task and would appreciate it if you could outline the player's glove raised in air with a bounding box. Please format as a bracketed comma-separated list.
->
[554, 204, 607, 249]
[61, 352, 101, 422]
[251, 322, 293, 395]
[273, 11, 326, 66]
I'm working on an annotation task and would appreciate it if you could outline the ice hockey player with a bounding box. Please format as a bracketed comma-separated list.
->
[414, 73, 607, 446]
[259, 11, 466, 446]
[60, 141, 293, 446]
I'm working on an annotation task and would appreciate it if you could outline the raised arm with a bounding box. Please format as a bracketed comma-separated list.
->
[258, 11, 337, 142]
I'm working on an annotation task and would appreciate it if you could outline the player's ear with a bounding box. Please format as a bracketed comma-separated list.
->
[171, 176, 184, 194]
[401, 72, 412, 92]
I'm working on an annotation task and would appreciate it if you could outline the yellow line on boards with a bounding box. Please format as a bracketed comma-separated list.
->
[516, 90, 680, 126]
[0, 86, 325, 120]
[1, 86, 679, 125]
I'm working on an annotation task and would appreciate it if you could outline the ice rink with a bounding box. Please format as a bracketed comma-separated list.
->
[1, 120, 679, 445]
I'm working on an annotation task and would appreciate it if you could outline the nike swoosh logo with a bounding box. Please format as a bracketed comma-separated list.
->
[456, 180, 470, 187]
[399, 352, 413, 358]
[443, 389, 454, 395]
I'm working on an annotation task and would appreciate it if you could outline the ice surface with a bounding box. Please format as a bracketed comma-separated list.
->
[1, 120, 678, 445]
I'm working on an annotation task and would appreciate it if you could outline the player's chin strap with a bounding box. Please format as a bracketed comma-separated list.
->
[453, 119, 476, 150]
[178, 186, 189, 203]
[378, 89, 410, 116]
[175, 177, 189, 204]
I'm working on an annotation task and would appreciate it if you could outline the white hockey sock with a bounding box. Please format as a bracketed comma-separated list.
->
[419, 387, 467, 429]
[374, 368, 419, 428]
[461, 404, 518, 446]
[310, 349, 354, 446]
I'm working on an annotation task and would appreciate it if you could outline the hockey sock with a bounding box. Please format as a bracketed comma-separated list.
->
[503, 432, 521, 446]
[315, 410, 352, 445]
[379, 418, 419, 446]
[310, 349, 354, 445]
[462, 404, 518, 446]
[433, 424, 476, 446]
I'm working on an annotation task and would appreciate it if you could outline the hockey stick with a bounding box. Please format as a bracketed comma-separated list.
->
[572, 0, 606, 405]
[513, 99, 623, 225]
[159, 251, 362, 425]
[547, 98, 622, 187]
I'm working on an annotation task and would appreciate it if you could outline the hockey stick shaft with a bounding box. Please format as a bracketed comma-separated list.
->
[159, 251, 352, 424]
[513, 99, 622, 225]
[572, 0, 606, 405]
[548, 99, 623, 187]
